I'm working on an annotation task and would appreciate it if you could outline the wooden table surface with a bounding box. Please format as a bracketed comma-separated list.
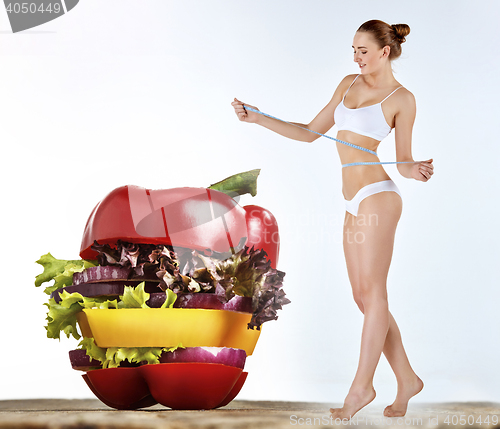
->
[1, 399, 500, 428]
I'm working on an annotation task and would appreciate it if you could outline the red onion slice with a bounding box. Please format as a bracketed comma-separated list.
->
[220, 296, 253, 313]
[51, 281, 163, 303]
[70, 347, 246, 371]
[69, 349, 140, 371]
[73, 266, 133, 285]
[69, 349, 102, 371]
[147, 292, 252, 313]
[159, 347, 246, 369]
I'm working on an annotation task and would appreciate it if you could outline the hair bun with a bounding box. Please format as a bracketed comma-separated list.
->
[391, 23, 410, 44]
[357, 20, 408, 60]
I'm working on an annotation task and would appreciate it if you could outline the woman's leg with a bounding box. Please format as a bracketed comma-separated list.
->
[330, 209, 377, 419]
[382, 313, 424, 417]
[341, 205, 423, 417]
[331, 191, 406, 419]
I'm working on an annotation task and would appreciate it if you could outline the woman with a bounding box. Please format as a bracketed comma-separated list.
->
[231, 20, 433, 419]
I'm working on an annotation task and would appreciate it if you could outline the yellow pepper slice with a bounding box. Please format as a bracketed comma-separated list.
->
[77, 308, 261, 355]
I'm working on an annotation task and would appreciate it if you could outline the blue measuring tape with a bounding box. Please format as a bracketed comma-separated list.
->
[242, 104, 418, 168]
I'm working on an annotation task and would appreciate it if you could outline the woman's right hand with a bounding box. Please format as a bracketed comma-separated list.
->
[231, 98, 260, 123]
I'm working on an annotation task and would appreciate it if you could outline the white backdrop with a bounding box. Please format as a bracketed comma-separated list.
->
[1, 0, 499, 405]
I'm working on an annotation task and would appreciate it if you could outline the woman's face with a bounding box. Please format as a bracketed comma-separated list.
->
[352, 31, 387, 74]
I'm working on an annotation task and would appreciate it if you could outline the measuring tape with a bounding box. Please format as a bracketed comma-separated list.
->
[242, 104, 418, 168]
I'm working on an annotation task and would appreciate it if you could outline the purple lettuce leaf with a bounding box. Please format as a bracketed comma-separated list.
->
[90, 240, 290, 329]
[198, 245, 290, 330]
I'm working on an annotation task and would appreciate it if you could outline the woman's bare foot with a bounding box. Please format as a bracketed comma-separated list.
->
[330, 387, 376, 421]
[384, 376, 424, 417]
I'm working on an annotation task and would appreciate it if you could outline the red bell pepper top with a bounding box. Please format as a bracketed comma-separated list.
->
[80, 185, 248, 260]
[79, 186, 280, 269]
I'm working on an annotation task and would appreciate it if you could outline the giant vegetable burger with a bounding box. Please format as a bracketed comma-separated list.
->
[35, 170, 289, 410]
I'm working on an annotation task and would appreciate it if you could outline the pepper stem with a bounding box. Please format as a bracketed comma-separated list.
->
[208, 169, 261, 198]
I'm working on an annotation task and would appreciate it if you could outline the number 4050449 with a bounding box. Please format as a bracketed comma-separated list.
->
[5, 3, 62, 14]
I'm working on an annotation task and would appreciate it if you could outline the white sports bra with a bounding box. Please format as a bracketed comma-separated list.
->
[334, 75, 402, 141]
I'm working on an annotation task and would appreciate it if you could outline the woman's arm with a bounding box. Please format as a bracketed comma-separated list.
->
[394, 90, 434, 181]
[231, 75, 355, 143]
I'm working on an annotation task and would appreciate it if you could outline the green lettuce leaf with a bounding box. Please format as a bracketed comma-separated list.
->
[78, 338, 183, 369]
[120, 282, 150, 308]
[46, 285, 177, 340]
[78, 337, 107, 364]
[45, 290, 85, 340]
[81, 297, 120, 309]
[46, 290, 127, 340]
[160, 289, 177, 308]
[119, 282, 176, 308]
[106, 347, 164, 368]
[35, 253, 97, 295]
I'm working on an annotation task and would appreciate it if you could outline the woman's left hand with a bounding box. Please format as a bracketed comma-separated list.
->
[412, 158, 434, 182]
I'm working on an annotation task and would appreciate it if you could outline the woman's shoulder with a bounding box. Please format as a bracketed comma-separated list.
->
[393, 85, 416, 106]
[332, 74, 359, 98]
[391, 85, 416, 118]
[340, 74, 359, 87]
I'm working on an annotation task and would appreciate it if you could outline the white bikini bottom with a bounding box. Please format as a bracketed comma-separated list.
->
[344, 180, 402, 217]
